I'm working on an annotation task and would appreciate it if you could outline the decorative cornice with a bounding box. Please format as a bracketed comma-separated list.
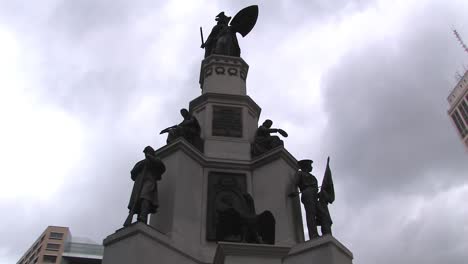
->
[199, 55, 250, 88]
[154, 139, 299, 172]
[189, 93, 261, 117]
[251, 146, 299, 170]
[202, 55, 249, 68]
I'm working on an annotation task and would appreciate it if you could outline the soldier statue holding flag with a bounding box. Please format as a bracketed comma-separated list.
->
[289, 157, 334, 239]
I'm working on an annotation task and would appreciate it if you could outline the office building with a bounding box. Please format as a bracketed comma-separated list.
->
[17, 226, 103, 264]
[447, 69, 468, 150]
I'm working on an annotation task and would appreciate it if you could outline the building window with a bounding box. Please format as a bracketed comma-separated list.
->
[42, 255, 57, 263]
[46, 243, 60, 251]
[451, 110, 467, 137]
[49, 232, 64, 240]
[461, 100, 468, 125]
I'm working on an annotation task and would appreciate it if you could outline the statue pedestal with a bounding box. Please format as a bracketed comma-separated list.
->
[199, 55, 249, 95]
[213, 242, 290, 264]
[102, 222, 202, 264]
[283, 235, 353, 264]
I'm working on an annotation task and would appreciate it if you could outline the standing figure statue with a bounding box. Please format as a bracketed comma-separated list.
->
[251, 119, 288, 157]
[200, 5, 259, 58]
[289, 157, 335, 239]
[124, 146, 166, 227]
[160, 108, 202, 150]
[289, 159, 319, 239]
[317, 157, 334, 235]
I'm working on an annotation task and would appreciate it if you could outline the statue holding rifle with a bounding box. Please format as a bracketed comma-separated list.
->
[124, 146, 166, 227]
[160, 108, 202, 149]
[289, 157, 335, 239]
[200, 5, 259, 58]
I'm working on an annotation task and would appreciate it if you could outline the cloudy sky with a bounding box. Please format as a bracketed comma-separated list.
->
[1, 0, 467, 263]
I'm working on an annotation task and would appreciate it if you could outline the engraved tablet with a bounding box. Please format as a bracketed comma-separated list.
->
[206, 172, 247, 241]
[212, 106, 243, 137]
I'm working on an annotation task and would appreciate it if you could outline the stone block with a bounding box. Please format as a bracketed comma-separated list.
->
[284, 235, 353, 264]
[102, 223, 202, 264]
[213, 242, 290, 264]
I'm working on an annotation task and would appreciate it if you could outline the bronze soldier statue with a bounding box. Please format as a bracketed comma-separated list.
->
[160, 108, 201, 146]
[317, 157, 334, 235]
[123, 146, 166, 227]
[251, 119, 288, 157]
[289, 159, 319, 239]
[289, 157, 335, 238]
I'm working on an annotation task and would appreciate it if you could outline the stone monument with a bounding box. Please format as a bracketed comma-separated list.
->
[102, 5, 353, 264]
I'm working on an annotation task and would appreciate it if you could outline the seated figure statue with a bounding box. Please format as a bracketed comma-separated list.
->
[251, 119, 288, 157]
[215, 191, 275, 244]
[160, 108, 203, 151]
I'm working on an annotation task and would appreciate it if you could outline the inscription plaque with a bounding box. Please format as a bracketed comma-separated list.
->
[206, 172, 247, 241]
[212, 106, 243, 137]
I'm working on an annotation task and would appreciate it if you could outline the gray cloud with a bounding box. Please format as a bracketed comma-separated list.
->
[321, 2, 468, 202]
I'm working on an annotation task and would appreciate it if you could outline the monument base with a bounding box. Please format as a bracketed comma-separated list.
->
[102, 224, 352, 264]
[213, 242, 290, 264]
[284, 235, 353, 264]
[102, 222, 205, 264]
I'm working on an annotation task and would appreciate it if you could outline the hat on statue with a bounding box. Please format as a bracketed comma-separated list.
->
[215, 12, 231, 23]
[297, 159, 313, 169]
[143, 146, 155, 154]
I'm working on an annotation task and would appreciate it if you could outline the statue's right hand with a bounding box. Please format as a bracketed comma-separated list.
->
[200, 43, 205, 48]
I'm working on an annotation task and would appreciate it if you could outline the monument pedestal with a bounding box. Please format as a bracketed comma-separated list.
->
[102, 222, 204, 264]
[284, 235, 353, 264]
[213, 242, 290, 264]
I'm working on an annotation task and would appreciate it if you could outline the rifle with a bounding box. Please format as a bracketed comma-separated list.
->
[159, 125, 177, 134]
[200, 27, 205, 46]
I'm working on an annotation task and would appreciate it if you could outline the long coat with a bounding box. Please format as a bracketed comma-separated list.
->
[127, 156, 166, 214]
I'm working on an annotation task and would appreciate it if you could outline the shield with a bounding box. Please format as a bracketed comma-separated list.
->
[230, 5, 259, 37]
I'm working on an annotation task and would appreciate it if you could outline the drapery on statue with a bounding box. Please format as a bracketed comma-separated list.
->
[124, 146, 166, 227]
[160, 108, 203, 151]
[289, 157, 335, 239]
[251, 119, 288, 157]
[200, 5, 259, 58]
[215, 192, 275, 244]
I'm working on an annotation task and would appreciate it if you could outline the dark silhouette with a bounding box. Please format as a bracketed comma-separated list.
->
[251, 119, 288, 157]
[201, 5, 259, 58]
[289, 157, 335, 239]
[215, 192, 275, 244]
[160, 108, 203, 151]
[124, 146, 166, 227]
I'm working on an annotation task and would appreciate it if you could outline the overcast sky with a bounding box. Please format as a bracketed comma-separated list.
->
[1, 0, 467, 263]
